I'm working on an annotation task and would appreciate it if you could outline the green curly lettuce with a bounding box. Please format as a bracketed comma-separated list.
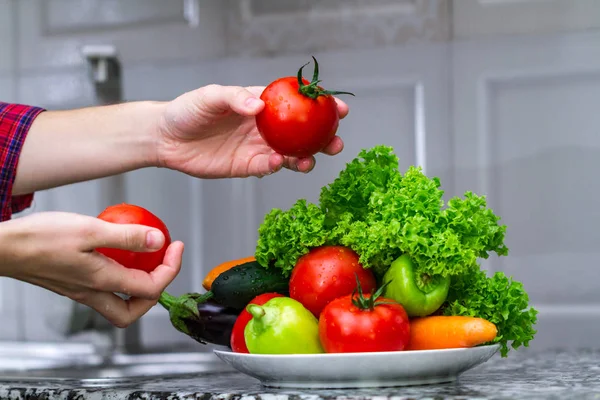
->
[319, 146, 400, 226]
[254, 144, 536, 356]
[442, 269, 538, 357]
[255, 199, 329, 275]
[257, 145, 508, 279]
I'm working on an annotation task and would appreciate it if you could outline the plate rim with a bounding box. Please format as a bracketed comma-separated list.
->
[214, 343, 500, 359]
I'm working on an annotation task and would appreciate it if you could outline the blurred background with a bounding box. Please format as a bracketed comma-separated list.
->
[1, 0, 599, 354]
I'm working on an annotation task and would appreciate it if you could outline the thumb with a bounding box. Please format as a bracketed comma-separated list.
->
[197, 84, 264, 116]
[88, 219, 165, 252]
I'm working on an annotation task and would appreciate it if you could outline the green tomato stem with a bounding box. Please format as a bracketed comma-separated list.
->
[296, 56, 355, 100]
[350, 273, 396, 311]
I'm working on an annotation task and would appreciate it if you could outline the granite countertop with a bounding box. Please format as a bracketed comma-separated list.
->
[1, 349, 599, 400]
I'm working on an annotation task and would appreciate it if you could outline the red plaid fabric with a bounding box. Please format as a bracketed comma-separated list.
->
[0, 102, 45, 221]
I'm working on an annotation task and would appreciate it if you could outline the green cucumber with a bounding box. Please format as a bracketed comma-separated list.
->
[210, 261, 289, 310]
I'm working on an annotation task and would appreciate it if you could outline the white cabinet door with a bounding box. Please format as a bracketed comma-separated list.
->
[227, 0, 450, 56]
[16, 0, 226, 70]
[14, 0, 227, 110]
[452, 31, 600, 350]
[453, 0, 600, 38]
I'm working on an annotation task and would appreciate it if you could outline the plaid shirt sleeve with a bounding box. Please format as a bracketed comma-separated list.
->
[0, 102, 45, 221]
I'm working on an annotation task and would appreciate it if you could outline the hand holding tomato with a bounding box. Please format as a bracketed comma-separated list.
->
[0, 210, 183, 328]
[156, 59, 350, 179]
[96, 204, 172, 273]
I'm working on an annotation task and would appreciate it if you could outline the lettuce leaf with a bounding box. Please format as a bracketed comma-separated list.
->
[319, 146, 400, 227]
[442, 269, 538, 357]
[257, 145, 508, 279]
[255, 199, 328, 275]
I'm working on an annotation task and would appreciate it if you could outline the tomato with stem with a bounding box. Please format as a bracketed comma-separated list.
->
[319, 276, 411, 353]
[256, 56, 354, 158]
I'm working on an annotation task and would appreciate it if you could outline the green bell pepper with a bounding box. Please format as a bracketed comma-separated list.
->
[382, 254, 450, 317]
[244, 297, 324, 354]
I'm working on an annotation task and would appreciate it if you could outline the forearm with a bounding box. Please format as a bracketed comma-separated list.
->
[0, 219, 21, 277]
[13, 101, 165, 195]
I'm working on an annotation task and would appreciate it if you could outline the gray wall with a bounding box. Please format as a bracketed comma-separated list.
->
[1, 0, 600, 352]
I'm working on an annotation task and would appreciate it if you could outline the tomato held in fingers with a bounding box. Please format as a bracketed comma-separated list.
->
[289, 245, 377, 317]
[318, 280, 411, 353]
[96, 204, 171, 273]
[255, 57, 354, 158]
[230, 292, 284, 353]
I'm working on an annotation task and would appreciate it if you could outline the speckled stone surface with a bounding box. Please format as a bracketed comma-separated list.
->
[0, 350, 599, 400]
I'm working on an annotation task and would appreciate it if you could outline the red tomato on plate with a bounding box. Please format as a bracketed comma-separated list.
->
[96, 204, 171, 273]
[230, 292, 284, 353]
[255, 57, 354, 158]
[289, 245, 377, 317]
[319, 291, 411, 353]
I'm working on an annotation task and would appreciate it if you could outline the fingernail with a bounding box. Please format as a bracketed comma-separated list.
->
[245, 97, 262, 109]
[146, 231, 164, 249]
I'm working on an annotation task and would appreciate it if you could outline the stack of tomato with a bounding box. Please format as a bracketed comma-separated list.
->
[229, 246, 409, 354]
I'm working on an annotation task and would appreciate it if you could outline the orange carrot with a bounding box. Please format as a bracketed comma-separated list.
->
[406, 315, 497, 351]
[202, 256, 256, 291]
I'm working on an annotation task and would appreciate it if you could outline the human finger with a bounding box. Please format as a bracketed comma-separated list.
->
[245, 86, 266, 98]
[90, 241, 184, 299]
[295, 157, 316, 173]
[198, 85, 264, 117]
[267, 153, 284, 174]
[242, 152, 283, 178]
[82, 291, 157, 328]
[320, 136, 344, 156]
[81, 218, 166, 253]
[282, 156, 316, 173]
[334, 97, 350, 119]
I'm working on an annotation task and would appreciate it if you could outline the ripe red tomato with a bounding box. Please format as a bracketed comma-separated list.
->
[289, 245, 377, 317]
[230, 292, 284, 353]
[255, 57, 354, 158]
[96, 204, 171, 273]
[319, 292, 411, 353]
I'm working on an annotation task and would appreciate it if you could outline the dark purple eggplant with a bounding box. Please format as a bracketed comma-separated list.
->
[158, 292, 240, 347]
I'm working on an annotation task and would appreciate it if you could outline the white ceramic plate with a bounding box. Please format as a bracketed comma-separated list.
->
[214, 344, 499, 389]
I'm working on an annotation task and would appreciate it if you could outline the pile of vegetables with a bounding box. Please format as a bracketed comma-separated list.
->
[159, 146, 537, 358]
[94, 58, 536, 359]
